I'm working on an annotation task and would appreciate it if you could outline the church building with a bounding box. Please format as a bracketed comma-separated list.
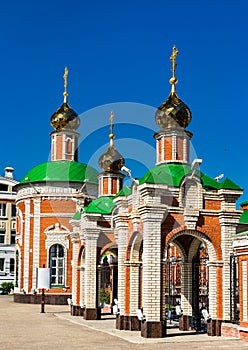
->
[14, 48, 248, 340]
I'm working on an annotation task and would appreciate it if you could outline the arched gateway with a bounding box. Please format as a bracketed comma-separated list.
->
[68, 47, 242, 338]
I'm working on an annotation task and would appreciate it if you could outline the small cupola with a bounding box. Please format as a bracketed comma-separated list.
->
[98, 112, 125, 196]
[154, 46, 192, 165]
[50, 68, 80, 162]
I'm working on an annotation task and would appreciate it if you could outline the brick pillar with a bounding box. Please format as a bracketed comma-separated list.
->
[128, 261, 141, 331]
[114, 215, 129, 330]
[32, 198, 40, 291]
[84, 231, 100, 320]
[219, 189, 242, 321]
[219, 212, 240, 320]
[23, 200, 30, 292]
[139, 205, 166, 338]
[71, 233, 80, 304]
[180, 262, 192, 330]
[208, 261, 220, 319]
[79, 266, 85, 307]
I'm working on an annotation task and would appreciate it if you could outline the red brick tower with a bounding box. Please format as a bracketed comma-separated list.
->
[14, 69, 98, 303]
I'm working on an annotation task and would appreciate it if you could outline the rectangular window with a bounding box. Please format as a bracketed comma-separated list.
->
[11, 205, 16, 218]
[0, 203, 6, 217]
[0, 184, 8, 192]
[11, 231, 16, 244]
[0, 258, 4, 271]
[0, 231, 5, 244]
[10, 258, 14, 274]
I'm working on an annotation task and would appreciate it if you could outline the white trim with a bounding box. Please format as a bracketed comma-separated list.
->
[172, 134, 176, 160]
[32, 199, 40, 290]
[23, 200, 30, 291]
[243, 260, 248, 322]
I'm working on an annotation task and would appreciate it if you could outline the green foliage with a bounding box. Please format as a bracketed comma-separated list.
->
[1, 282, 14, 295]
[100, 288, 110, 304]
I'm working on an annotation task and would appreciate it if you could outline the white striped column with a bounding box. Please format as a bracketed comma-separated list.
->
[32, 198, 40, 291]
[71, 234, 80, 304]
[242, 260, 248, 322]
[139, 206, 164, 322]
[129, 261, 141, 315]
[23, 200, 30, 292]
[181, 262, 192, 316]
[85, 231, 99, 308]
[115, 217, 128, 315]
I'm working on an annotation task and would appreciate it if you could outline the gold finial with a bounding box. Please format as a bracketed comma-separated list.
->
[169, 45, 179, 93]
[109, 111, 115, 147]
[63, 67, 69, 102]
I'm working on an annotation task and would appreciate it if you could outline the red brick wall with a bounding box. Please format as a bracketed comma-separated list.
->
[204, 199, 221, 210]
[112, 178, 117, 195]
[176, 137, 183, 160]
[164, 137, 172, 161]
[221, 324, 239, 338]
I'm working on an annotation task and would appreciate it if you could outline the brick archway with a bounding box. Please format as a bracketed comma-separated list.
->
[164, 227, 221, 324]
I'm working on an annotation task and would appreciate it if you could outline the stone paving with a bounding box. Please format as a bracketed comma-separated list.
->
[1, 295, 248, 349]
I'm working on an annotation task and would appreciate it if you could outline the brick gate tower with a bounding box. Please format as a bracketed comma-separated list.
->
[112, 46, 243, 337]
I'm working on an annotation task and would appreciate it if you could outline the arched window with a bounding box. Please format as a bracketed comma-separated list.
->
[49, 244, 65, 286]
[66, 138, 72, 155]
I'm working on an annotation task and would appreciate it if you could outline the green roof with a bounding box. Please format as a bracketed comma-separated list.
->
[84, 196, 115, 214]
[240, 210, 248, 224]
[71, 210, 82, 220]
[138, 163, 241, 190]
[200, 173, 219, 189]
[20, 161, 98, 184]
[139, 163, 191, 187]
[236, 231, 248, 237]
[115, 186, 132, 197]
[218, 178, 242, 190]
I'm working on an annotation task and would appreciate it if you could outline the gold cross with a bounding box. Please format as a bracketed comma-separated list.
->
[109, 111, 114, 134]
[170, 45, 179, 78]
[63, 67, 69, 100]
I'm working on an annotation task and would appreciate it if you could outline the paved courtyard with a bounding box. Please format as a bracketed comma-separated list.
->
[1, 295, 248, 350]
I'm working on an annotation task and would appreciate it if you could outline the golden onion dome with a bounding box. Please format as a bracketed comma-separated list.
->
[50, 101, 80, 132]
[155, 91, 192, 129]
[98, 112, 125, 172]
[50, 67, 80, 132]
[155, 46, 192, 130]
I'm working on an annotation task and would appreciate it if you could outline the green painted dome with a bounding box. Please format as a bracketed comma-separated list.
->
[20, 161, 98, 184]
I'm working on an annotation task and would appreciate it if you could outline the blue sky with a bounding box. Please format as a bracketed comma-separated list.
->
[0, 0, 247, 204]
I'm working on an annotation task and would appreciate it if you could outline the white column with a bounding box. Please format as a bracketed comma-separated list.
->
[71, 234, 80, 304]
[139, 206, 164, 322]
[32, 198, 40, 290]
[85, 232, 99, 308]
[172, 134, 176, 161]
[23, 200, 30, 292]
[183, 137, 187, 162]
[207, 261, 218, 319]
[62, 134, 66, 160]
[115, 216, 128, 315]
[80, 266, 85, 306]
[242, 260, 248, 321]
[129, 261, 141, 315]
[219, 210, 240, 320]
[181, 262, 192, 316]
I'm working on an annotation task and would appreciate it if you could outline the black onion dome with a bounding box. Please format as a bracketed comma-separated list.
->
[98, 144, 125, 172]
[50, 101, 80, 132]
[155, 92, 192, 129]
